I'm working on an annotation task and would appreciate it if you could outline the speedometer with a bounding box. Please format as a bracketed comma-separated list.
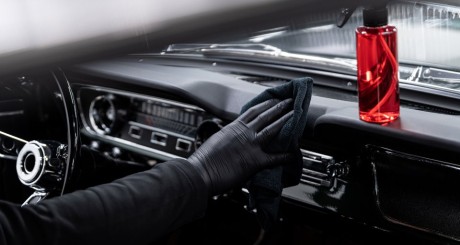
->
[89, 94, 116, 135]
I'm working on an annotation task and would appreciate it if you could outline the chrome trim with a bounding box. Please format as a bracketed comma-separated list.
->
[299, 148, 348, 192]
[128, 125, 142, 139]
[146, 53, 359, 82]
[166, 43, 357, 75]
[81, 85, 204, 112]
[88, 94, 115, 135]
[302, 168, 328, 178]
[400, 77, 460, 97]
[175, 138, 191, 152]
[22, 191, 49, 207]
[0, 110, 24, 117]
[202, 48, 357, 75]
[0, 130, 28, 144]
[208, 43, 281, 52]
[0, 153, 17, 160]
[81, 127, 183, 160]
[129, 121, 195, 141]
[300, 149, 333, 161]
[150, 132, 168, 147]
[300, 174, 330, 187]
[16, 141, 48, 187]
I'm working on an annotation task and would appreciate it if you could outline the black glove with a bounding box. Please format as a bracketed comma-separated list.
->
[186, 98, 294, 196]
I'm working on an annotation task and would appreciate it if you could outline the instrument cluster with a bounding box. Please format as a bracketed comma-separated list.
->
[77, 86, 223, 160]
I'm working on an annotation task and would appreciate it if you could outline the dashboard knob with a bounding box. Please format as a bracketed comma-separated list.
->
[194, 119, 223, 150]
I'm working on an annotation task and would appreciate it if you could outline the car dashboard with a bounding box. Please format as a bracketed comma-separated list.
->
[2, 52, 460, 245]
[64, 53, 460, 244]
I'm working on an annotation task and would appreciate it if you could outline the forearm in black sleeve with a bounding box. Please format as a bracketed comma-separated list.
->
[0, 158, 209, 245]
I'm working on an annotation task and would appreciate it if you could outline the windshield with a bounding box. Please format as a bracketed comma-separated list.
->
[256, 1, 460, 68]
[226, 1, 460, 92]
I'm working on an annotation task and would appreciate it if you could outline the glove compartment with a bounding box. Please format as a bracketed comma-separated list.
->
[367, 145, 460, 241]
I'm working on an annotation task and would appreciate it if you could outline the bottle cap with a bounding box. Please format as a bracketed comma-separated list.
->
[363, 7, 388, 27]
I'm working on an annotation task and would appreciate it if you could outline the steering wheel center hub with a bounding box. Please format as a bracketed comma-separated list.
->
[16, 141, 49, 187]
[23, 153, 37, 174]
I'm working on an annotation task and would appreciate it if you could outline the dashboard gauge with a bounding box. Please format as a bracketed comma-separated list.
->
[89, 94, 116, 135]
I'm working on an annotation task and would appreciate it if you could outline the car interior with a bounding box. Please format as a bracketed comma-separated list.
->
[1, 0, 460, 244]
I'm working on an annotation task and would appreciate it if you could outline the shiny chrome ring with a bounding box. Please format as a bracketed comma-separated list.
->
[16, 141, 49, 186]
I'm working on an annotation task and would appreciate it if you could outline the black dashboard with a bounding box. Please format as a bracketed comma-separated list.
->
[60, 54, 460, 244]
[3, 0, 460, 244]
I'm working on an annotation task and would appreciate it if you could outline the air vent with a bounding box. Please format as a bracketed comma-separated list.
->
[300, 149, 348, 192]
[402, 102, 460, 115]
[235, 74, 289, 87]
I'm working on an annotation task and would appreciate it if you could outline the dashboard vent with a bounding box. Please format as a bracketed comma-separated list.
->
[300, 149, 348, 192]
[402, 102, 460, 115]
[235, 74, 289, 87]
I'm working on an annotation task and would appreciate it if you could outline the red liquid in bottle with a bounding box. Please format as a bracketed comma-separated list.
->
[356, 26, 399, 124]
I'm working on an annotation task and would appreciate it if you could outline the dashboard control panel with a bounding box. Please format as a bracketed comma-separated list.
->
[77, 86, 219, 159]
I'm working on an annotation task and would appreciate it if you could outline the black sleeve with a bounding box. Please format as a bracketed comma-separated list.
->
[0, 158, 209, 245]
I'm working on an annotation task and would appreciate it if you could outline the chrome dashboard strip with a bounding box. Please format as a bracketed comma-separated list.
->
[129, 121, 195, 141]
[80, 85, 204, 112]
[81, 127, 184, 160]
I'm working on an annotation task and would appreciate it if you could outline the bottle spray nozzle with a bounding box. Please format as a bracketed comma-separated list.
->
[336, 1, 390, 28]
[363, 7, 388, 27]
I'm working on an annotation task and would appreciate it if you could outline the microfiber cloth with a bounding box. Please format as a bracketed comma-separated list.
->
[241, 77, 313, 231]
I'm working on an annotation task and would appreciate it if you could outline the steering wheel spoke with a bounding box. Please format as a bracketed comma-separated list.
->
[0, 153, 17, 161]
[22, 191, 49, 206]
[0, 131, 27, 161]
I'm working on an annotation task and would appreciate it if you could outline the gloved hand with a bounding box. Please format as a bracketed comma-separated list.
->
[187, 98, 295, 196]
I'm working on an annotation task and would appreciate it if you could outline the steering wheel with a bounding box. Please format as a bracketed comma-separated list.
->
[0, 69, 80, 206]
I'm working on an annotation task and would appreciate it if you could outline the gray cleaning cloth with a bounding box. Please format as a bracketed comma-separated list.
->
[241, 77, 313, 231]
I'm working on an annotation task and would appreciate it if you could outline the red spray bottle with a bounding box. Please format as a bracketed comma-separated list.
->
[356, 6, 400, 123]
